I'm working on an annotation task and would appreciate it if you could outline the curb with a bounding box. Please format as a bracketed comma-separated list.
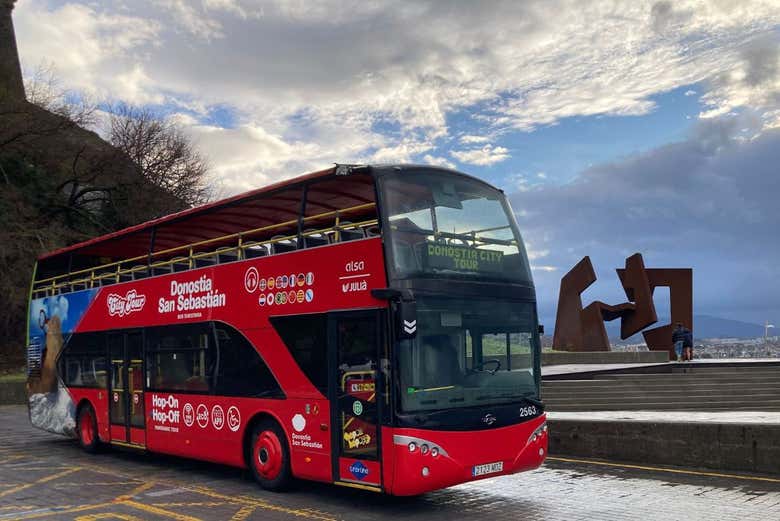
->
[547, 418, 780, 475]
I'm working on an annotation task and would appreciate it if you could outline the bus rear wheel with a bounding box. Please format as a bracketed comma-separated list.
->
[249, 419, 292, 491]
[77, 403, 100, 453]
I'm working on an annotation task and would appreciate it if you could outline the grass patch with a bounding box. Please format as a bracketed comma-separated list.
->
[0, 372, 25, 383]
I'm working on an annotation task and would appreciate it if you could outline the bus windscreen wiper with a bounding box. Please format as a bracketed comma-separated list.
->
[521, 393, 544, 409]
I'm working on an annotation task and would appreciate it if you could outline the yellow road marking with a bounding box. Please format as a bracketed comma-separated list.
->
[0, 455, 25, 465]
[0, 467, 82, 499]
[7, 502, 114, 520]
[230, 505, 257, 520]
[190, 487, 337, 520]
[122, 500, 203, 521]
[114, 481, 155, 502]
[152, 502, 227, 508]
[78, 465, 338, 520]
[0, 505, 40, 511]
[76, 514, 144, 521]
[547, 456, 780, 484]
[54, 481, 138, 487]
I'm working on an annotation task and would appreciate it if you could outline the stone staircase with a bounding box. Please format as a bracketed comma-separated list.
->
[542, 364, 780, 411]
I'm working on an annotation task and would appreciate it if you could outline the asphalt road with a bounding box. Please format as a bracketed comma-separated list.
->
[1, 405, 779, 521]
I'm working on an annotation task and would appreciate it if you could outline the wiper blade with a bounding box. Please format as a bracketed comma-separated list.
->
[522, 393, 544, 409]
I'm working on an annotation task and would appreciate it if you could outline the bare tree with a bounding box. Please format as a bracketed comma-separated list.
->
[108, 104, 212, 207]
[24, 64, 96, 127]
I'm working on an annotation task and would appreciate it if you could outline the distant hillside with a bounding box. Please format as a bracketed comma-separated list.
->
[606, 315, 767, 342]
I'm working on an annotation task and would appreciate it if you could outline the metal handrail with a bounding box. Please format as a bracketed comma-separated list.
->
[33, 202, 378, 296]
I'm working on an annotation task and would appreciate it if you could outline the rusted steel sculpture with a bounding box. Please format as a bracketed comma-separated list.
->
[553, 253, 692, 357]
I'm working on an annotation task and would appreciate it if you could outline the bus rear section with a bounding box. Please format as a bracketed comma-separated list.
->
[25, 164, 545, 496]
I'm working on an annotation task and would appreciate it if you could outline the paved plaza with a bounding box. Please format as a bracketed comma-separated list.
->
[0, 405, 778, 521]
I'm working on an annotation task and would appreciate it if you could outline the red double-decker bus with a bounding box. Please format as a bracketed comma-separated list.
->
[26, 164, 546, 495]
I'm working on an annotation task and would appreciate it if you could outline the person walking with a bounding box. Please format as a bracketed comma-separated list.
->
[672, 323, 694, 361]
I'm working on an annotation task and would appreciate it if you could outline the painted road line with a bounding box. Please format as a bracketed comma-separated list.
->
[78, 465, 338, 520]
[121, 500, 203, 521]
[152, 502, 228, 508]
[4, 502, 114, 521]
[114, 480, 156, 502]
[75, 513, 144, 521]
[0, 467, 82, 499]
[547, 457, 780, 484]
[230, 505, 257, 521]
[190, 487, 337, 521]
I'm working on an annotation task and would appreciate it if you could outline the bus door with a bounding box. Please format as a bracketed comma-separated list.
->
[108, 331, 146, 447]
[329, 310, 384, 490]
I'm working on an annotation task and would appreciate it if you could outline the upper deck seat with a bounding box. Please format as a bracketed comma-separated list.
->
[194, 254, 217, 267]
[337, 221, 365, 242]
[217, 247, 238, 264]
[171, 257, 190, 272]
[242, 242, 268, 258]
[302, 229, 329, 248]
[131, 265, 149, 280]
[270, 236, 298, 254]
[152, 263, 173, 276]
[97, 272, 116, 286]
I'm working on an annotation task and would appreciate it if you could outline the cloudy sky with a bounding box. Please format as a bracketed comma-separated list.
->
[13, 0, 780, 328]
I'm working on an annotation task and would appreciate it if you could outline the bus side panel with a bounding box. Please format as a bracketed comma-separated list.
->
[143, 393, 333, 483]
[75, 238, 387, 334]
[26, 288, 100, 437]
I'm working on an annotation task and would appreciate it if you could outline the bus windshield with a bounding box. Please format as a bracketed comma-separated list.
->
[381, 171, 531, 282]
[397, 297, 538, 413]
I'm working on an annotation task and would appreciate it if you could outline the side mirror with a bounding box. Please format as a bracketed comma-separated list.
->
[371, 288, 417, 339]
[538, 324, 545, 335]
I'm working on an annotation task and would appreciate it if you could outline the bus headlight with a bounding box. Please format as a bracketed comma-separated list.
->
[408, 442, 417, 452]
[527, 422, 547, 445]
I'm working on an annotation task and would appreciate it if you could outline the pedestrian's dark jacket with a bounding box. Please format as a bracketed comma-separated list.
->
[672, 327, 693, 348]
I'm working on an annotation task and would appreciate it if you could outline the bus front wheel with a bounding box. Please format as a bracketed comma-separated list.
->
[249, 419, 292, 491]
[77, 403, 100, 453]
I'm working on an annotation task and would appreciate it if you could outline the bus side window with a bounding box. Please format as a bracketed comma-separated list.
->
[270, 314, 328, 394]
[146, 324, 213, 393]
[213, 324, 283, 398]
[60, 332, 106, 389]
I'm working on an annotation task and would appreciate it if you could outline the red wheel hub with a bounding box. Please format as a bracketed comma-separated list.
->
[80, 409, 94, 446]
[253, 430, 283, 480]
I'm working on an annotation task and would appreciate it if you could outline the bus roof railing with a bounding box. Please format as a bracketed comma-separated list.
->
[33, 202, 378, 297]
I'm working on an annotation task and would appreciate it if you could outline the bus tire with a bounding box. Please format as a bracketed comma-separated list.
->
[77, 403, 100, 453]
[248, 418, 292, 491]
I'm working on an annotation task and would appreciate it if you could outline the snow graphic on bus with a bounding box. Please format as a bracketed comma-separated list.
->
[27, 289, 98, 436]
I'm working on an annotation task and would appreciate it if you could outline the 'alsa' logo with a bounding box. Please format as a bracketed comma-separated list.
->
[348, 461, 369, 481]
[107, 290, 146, 317]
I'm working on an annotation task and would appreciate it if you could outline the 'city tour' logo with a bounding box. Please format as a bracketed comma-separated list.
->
[107, 290, 146, 317]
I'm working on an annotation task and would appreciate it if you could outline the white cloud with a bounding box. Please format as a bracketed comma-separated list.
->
[12, 0, 780, 193]
[510, 120, 780, 322]
[459, 135, 491, 144]
[451, 144, 510, 166]
[422, 154, 456, 169]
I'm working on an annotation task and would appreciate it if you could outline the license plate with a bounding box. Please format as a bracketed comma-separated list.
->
[472, 461, 503, 477]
